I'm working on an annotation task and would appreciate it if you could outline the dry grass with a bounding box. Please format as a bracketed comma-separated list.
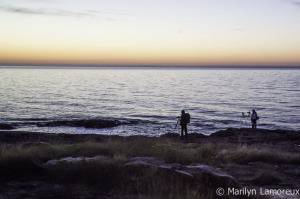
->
[0, 138, 217, 198]
[0, 137, 298, 198]
[251, 169, 282, 186]
[218, 145, 300, 165]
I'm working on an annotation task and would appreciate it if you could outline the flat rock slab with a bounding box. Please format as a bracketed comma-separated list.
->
[44, 155, 112, 166]
[125, 156, 239, 189]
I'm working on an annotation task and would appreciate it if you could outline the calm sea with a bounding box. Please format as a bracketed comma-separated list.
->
[0, 67, 299, 136]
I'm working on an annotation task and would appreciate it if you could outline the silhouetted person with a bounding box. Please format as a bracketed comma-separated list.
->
[251, 109, 259, 129]
[180, 110, 190, 138]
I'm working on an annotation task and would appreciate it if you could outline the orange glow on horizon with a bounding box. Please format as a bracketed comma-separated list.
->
[1, 45, 300, 66]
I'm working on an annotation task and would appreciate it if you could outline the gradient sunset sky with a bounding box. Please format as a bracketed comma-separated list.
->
[1, 0, 300, 66]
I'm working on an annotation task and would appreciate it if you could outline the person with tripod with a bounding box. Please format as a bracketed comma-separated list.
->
[179, 110, 190, 138]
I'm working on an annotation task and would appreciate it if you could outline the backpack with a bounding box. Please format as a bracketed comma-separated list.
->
[251, 113, 257, 120]
[181, 113, 190, 124]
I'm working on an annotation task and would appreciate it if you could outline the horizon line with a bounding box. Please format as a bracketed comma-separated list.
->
[0, 63, 300, 69]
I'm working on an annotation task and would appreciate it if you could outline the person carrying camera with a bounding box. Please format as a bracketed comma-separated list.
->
[251, 109, 259, 129]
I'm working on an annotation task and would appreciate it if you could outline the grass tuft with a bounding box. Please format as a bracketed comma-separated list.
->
[251, 169, 282, 185]
[217, 145, 300, 165]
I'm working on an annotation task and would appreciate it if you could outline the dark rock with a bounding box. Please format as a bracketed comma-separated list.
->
[210, 128, 300, 141]
[0, 123, 15, 130]
[188, 133, 208, 138]
[73, 119, 121, 128]
[208, 128, 300, 151]
[210, 128, 239, 137]
[160, 133, 181, 138]
[161, 132, 208, 141]
[37, 119, 121, 128]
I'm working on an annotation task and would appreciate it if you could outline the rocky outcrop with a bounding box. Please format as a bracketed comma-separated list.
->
[40, 155, 242, 198]
[209, 128, 300, 151]
[37, 119, 122, 128]
[44, 156, 112, 166]
[0, 123, 15, 130]
[125, 157, 243, 199]
[163, 128, 300, 152]
[125, 157, 238, 184]
[210, 128, 300, 140]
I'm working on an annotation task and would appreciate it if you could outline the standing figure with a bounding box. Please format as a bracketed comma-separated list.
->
[180, 110, 190, 138]
[251, 109, 259, 129]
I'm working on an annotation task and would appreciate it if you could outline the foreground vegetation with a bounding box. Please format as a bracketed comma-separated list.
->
[0, 136, 299, 198]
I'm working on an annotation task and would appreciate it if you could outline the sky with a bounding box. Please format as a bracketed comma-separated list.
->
[0, 0, 300, 67]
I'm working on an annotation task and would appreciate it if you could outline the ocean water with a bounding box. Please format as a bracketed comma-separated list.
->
[0, 67, 299, 136]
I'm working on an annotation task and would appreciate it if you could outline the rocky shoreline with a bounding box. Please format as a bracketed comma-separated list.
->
[0, 119, 138, 131]
[1, 128, 299, 149]
[0, 128, 299, 199]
